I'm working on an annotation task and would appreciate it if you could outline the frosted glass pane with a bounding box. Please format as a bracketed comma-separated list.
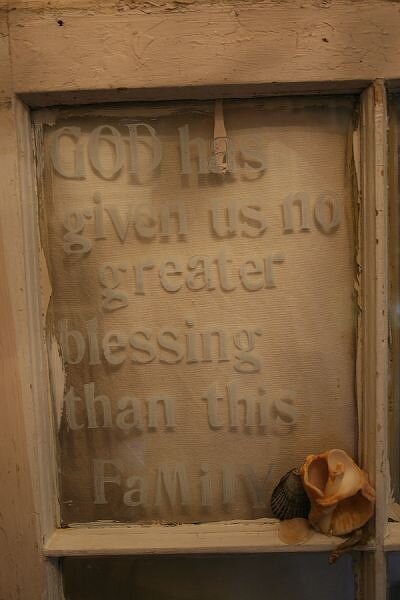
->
[37, 97, 357, 524]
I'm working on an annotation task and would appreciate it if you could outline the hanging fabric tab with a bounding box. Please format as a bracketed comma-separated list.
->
[213, 99, 228, 174]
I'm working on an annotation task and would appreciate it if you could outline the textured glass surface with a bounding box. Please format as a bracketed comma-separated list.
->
[37, 97, 357, 524]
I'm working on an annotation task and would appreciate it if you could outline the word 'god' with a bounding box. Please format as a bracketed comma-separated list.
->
[50, 123, 266, 180]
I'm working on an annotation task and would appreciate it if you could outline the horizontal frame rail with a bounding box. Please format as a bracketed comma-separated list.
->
[43, 521, 375, 557]
[8, 2, 400, 108]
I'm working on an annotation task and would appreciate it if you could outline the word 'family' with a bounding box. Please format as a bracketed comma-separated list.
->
[93, 460, 272, 510]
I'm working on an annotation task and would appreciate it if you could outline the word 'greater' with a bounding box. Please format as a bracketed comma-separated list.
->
[97, 253, 285, 310]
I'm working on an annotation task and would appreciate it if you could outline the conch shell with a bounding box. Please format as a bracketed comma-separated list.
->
[300, 449, 375, 536]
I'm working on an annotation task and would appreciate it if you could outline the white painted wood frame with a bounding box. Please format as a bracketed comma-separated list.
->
[0, 2, 398, 599]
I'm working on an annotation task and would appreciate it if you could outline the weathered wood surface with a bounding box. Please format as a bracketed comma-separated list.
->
[0, 15, 43, 599]
[5, 0, 400, 105]
[0, 1, 398, 599]
[0, 11, 59, 600]
[0, 170, 43, 597]
[357, 80, 389, 600]
[44, 521, 357, 557]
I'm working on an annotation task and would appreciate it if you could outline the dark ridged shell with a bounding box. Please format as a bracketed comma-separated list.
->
[271, 469, 310, 520]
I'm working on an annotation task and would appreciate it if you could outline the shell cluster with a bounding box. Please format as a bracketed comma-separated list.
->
[271, 449, 376, 538]
[271, 468, 311, 520]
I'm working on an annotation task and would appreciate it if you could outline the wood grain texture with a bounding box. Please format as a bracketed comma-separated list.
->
[7, 1, 400, 106]
[0, 16, 59, 599]
[372, 80, 389, 600]
[0, 105, 43, 599]
[388, 98, 400, 501]
[0, 15, 44, 599]
[44, 521, 366, 557]
[357, 80, 389, 600]
[0, 13, 12, 105]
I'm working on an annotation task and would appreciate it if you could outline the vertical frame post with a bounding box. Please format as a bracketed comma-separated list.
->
[14, 99, 64, 598]
[358, 80, 389, 600]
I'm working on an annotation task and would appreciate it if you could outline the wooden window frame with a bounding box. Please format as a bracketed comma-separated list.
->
[2, 3, 400, 599]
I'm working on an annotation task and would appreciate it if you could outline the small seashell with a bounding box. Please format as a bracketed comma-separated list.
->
[271, 468, 311, 520]
[278, 518, 312, 545]
[300, 449, 375, 536]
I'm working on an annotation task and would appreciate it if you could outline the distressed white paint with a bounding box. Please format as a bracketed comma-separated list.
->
[0, 1, 397, 599]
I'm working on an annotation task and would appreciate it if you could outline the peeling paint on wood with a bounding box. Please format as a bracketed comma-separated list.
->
[0, 1, 397, 598]
[6, 1, 400, 107]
